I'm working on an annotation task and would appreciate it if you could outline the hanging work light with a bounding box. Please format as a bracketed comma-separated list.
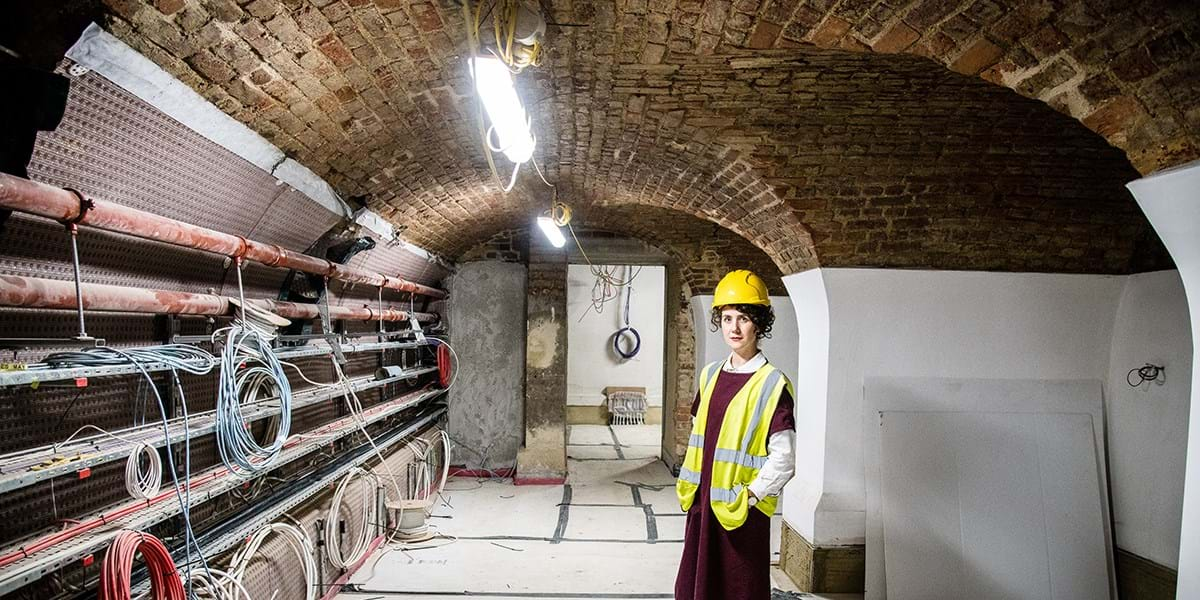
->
[536, 200, 570, 248]
[536, 215, 566, 248]
[470, 56, 535, 164]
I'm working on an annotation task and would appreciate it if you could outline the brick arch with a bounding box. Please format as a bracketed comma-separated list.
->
[363, 128, 817, 273]
[701, 0, 1199, 174]
[456, 203, 787, 296]
[97, 0, 816, 273]
[458, 203, 786, 464]
[545, 130, 817, 274]
[534, 29, 1171, 274]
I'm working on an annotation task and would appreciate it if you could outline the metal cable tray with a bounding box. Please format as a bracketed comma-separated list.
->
[0, 365, 439, 495]
[128, 407, 445, 597]
[0, 338, 432, 388]
[0, 386, 446, 596]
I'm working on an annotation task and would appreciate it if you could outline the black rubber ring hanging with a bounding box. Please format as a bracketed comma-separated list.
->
[613, 326, 641, 359]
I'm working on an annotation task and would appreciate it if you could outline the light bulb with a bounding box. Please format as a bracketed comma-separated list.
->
[470, 57, 535, 163]
[537, 215, 566, 248]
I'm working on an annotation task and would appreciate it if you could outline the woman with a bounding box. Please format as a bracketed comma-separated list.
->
[675, 269, 796, 600]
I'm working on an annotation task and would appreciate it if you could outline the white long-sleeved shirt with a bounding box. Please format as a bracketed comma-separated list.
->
[699, 352, 796, 500]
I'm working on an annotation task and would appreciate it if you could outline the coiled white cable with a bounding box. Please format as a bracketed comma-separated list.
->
[408, 430, 452, 503]
[325, 467, 379, 570]
[55, 425, 163, 502]
[328, 357, 407, 537]
[226, 522, 317, 600]
[186, 568, 252, 600]
[125, 442, 162, 500]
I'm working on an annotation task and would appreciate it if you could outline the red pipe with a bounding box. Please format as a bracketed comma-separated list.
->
[0, 173, 446, 299]
[0, 275, 438, 323]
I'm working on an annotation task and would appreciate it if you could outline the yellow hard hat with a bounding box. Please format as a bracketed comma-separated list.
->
[712, 270, 770, 309]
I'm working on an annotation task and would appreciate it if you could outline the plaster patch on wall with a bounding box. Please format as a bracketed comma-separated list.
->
[447, 262, 526, 470]
[527, 318, 560, 369]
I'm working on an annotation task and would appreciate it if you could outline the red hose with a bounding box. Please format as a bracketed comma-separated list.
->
[99, 530, 185, 600]
[437, 343, 452, 388]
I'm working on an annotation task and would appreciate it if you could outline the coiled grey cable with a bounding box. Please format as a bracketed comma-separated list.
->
[214, 324, 293, 477]
[42, 344, 216, 374]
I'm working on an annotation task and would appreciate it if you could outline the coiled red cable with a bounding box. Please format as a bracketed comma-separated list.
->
[99, 530, 185, 600]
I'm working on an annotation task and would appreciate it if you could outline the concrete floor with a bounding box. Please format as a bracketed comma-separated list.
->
[337, 425, 860, 599]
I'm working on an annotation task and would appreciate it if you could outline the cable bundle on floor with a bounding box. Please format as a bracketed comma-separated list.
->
[99, 530, 185, 600]
[214, 323, 293, 477]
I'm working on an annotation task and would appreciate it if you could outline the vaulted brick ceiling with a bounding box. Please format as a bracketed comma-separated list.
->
[464, 204, 789, 293]
[98, 0, 1196, 274]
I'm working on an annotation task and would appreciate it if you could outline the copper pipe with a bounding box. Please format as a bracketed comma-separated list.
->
[0, 275, 438, 323]
[0, 173, 446, 299]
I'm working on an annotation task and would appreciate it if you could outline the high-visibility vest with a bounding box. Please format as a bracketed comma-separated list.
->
[676, 360, 793, 530]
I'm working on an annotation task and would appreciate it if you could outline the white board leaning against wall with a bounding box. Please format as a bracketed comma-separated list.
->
[863, 377, 1115, 600]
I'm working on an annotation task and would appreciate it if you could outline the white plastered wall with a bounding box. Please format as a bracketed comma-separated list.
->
[566, 265, 665, 407]
[780, 267, 1194, 560]
[1106, 270, 1193, 568]
[1128, 160, 1200, 596]
[781, 271, 830, 542]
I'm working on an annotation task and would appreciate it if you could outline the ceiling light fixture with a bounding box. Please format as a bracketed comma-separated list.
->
[536, 215, 566, 248]
[470, 56, 535, 164]
[537, 200, 571, 248]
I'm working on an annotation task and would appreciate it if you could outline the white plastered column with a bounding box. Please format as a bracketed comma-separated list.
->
[780, 269, 831, 542]
[1127, 160, 1200, 598]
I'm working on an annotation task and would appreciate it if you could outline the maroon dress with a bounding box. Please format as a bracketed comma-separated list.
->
[675, 369, 795, 600]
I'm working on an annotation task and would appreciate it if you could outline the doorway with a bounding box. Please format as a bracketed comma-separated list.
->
[565, 264, 666, 466]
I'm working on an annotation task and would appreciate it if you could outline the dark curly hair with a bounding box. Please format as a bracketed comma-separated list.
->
[710, 303, 775, 340]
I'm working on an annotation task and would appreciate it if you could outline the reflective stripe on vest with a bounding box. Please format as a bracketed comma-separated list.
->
[677, 360, 789, 529]
[679, 467, 701, 484]
[711, 485, 741, 504]
[713, 448, 767, 470]
[739, 370, 782, 457]
[710, 370, 781, 473]
[699, 362, 721, 399]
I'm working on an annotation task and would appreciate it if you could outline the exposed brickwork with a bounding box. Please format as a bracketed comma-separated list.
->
[98, 0, 1189, 275]
[671, 288, 696, 464]
[689, 0, 1200, 174]
[458, 205, 786, 295]
[459, 228, 527, 263]
[536, 45, 1170, 273]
